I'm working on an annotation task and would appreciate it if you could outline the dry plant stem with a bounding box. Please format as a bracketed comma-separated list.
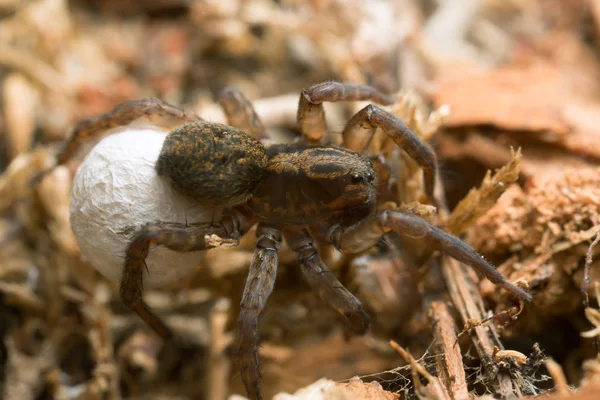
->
[520, 225, 600, 282]
[546, 358, 572, 396]
[442, 257, 522, 399]
[582, 283, 600, 340]
[0, 281, 45, 313]
[87, 305, 121, 398]
[446, 148, 522, 235]
[428, 301, 469, 400]
[0, 43, 66, 92]
[455, 303, 523, 343]
[583, 229, 600, 354]
[582, 228, 600, 308]
[390, 340, 451, 400]
[207, 298, 233, 400]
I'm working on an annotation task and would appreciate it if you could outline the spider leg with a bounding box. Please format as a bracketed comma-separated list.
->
[121, 211, 251, 339]
[297, 81, 395, 143]
[236, 225, 281, 400]
[218, 86, 267, 140]
[285, 228, 370, 334]
[342, 105, 441, 207]
[328, 211, 533, 303]
[58, 98, 198, 166]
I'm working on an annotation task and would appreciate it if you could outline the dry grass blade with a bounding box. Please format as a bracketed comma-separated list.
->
[582, 283, 600, 339]
[0, 43, 67, 93]
[546, 358, 572, 397]
[583, 230, 600, 307]
[447, 148, 521, 235]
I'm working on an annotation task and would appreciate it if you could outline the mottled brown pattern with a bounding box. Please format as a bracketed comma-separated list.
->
[156, 121, 268, 207]
[247, 145, 376, 225]
[56, 82, 533, 400]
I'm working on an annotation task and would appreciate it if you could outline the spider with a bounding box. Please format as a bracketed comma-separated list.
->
[53, 82, 532, 400]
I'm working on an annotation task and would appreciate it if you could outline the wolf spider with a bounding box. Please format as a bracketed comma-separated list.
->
[55, 82, 532, 400]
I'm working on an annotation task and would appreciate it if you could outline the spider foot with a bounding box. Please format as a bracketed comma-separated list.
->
[236, 308, 262, 400]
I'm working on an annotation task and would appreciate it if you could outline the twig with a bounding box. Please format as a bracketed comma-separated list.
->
[0, 281, 45, 314]
[390, 340, 451, 400]
[455, 302, 523, 345]
[207, 298, 233, 400]
[582, 283, 600, 339]
[0, 43, 67, 93]
[442, 257, 523, 399]
[582, 226, 600, 355]
[546, 358, 572, 397]
[428, 301, 469, 400]
[582, 227, 600, 308]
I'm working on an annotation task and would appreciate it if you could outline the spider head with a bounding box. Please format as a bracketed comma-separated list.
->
[330, 151, 378, 227]
[248, 145, 377, 226]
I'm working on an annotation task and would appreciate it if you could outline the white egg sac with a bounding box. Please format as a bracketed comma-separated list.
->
[70, 127, 213, 287]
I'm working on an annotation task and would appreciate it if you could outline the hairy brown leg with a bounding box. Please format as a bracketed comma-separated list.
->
[58, 98, 198, 165]
[328, 211, 533, 303]
[236, 225, 281, 400]
[218, 87, 267, 140]
[297, 81, 395, 143]
[342, 105, 441, 207]
[285, 228, 370, 334]
[121, 212, 250, 339]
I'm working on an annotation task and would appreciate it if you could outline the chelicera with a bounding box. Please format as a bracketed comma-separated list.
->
[55, 82, 532, 400]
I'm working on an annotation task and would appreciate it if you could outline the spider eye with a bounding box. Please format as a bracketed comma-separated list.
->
[365, 172, 374, 182]
[351, 174, 363, 183]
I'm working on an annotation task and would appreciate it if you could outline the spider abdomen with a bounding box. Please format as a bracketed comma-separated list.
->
[156, 121, 268, 207]
[247, 144, 377, 226]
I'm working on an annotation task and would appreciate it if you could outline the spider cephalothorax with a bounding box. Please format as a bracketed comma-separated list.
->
[56, 82, 532, 400]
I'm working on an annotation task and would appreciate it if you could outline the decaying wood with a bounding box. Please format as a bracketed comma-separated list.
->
[442, 257, 522, 399]
[428, 301, 469, 400]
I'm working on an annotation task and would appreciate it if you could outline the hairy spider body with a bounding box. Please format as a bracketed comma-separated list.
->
[156, 121, 268, 207]
[249, 145, 377, 226]
[56, 82, 533, 400]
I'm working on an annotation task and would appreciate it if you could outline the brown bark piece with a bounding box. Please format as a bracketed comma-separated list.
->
[442, 257, 523, 399]
[428, 301, 469, 400]
[336, 377, 400, 400]
[432, 62, 569, 136]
